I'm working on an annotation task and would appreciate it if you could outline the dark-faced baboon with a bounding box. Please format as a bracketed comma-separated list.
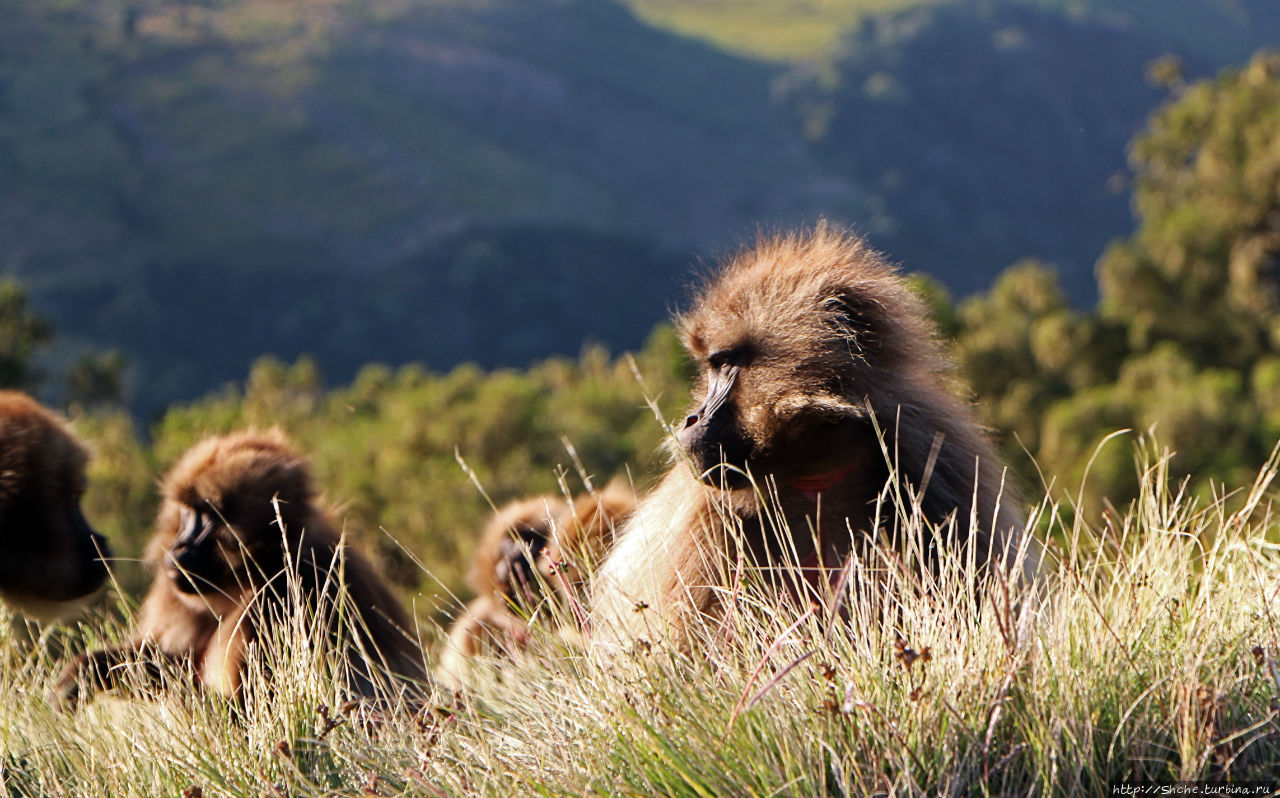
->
[53, 430, 427, 708]
[0, 391, 111, 619]
[590, 225, 1032, 652]
[439, 479, 635, 685]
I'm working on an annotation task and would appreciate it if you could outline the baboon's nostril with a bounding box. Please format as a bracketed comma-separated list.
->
[684, 413, 700, 429]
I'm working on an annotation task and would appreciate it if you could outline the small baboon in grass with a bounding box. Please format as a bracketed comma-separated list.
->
[53, 430, 427, 708]
[590, 224, 1033, 653]
[0, 391, 111, 619]
[438, 479, 635, 685]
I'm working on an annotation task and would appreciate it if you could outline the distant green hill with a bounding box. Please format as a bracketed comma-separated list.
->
[624, 0, 1280, 63]
[2, 0, 1278, 414]
[0, 0, 828, 413]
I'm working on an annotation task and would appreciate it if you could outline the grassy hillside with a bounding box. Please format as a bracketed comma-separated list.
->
[624, 0, 1280, 62]
[626, 0, 932, 61]
[3, 447, 1278, 794]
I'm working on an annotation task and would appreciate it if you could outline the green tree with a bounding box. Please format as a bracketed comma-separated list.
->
[0, 279, 52, 391]
[951, 261, 1124, 479]
[65, 350, 129, 409]
[1099, 52, 1280, 368]
[998, 51, 1280, 505]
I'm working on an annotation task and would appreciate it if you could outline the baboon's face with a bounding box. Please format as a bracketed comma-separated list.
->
[165, 502, 265, 611]
[676, 290, 883, 491]
[0, 399, 111, 617]
[158, 438, 311, 613]
[494, 520, 551, 605]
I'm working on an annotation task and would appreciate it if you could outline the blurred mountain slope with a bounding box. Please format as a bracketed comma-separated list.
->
[2, 0, 1278, 413]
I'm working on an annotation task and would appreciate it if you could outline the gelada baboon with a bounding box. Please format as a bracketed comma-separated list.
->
[53, 430, 427, 708]
[590, 224, 1030, 652]
[0, 391, 111, 618]
[438, 479, 635, 684]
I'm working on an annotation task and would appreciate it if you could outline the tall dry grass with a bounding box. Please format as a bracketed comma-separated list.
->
[2, 439, 1279, 796]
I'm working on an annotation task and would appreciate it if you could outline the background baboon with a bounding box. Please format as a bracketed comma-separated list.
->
[439, 479, 635, 684]
[542, 479, 636, 595]
[590, 225, 1030, 652]
[54, 430, 427, 707]
[0, 391, 111, 618]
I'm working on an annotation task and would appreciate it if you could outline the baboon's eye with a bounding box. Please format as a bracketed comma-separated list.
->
[176, 503, 220, 547]
[707, 345, 751, 371]
[514, 523, 548, 547]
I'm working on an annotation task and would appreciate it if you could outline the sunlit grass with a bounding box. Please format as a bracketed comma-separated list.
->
[3, 441, 1280, 795]
[621, 0, 942, 61]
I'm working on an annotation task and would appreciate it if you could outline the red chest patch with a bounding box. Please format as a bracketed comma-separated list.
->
[788, 462, 857, 501]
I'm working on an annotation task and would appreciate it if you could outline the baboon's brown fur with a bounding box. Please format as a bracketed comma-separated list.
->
[0, 391, 110, 618]
[590, 224, 1031, 653]
[438, 479, 635, 685]
[53, 431, 427, 707]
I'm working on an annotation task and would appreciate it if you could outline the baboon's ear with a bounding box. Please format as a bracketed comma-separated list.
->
[821, 291, 880, 355]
